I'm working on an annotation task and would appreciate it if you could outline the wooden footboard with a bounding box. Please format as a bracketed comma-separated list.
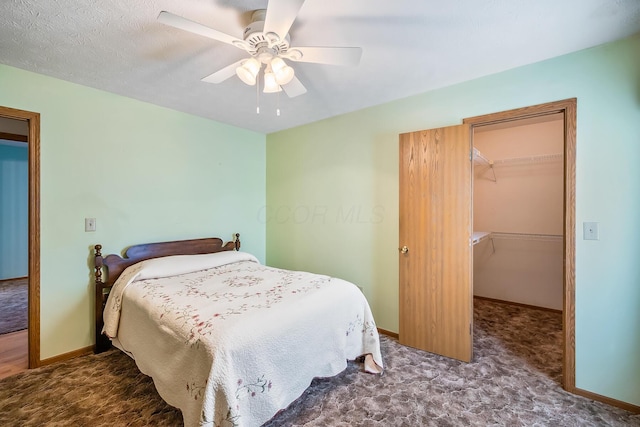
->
[94, 234, 240, 353]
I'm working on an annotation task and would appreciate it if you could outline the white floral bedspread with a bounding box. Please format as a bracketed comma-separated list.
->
[103, 251, 383, 427]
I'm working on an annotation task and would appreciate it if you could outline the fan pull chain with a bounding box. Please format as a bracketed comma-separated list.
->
[256, 72, 260, 114]
[276, 89, 281, 117]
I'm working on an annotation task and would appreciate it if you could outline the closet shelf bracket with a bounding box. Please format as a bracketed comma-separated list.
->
[473, 148, 497, 182]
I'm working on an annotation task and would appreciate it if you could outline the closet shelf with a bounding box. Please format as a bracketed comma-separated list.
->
[473, 148, 497, 182]
[490, 232, 563, 242]
[473, 149, 562, 167]
[491, 153, 563, 167]
[473, 231, 562, 245]
[473, 150, 562, 182]
[473, 231, 562, 253]
[473, 148, 493, 166]
[472, 231, 491, 245]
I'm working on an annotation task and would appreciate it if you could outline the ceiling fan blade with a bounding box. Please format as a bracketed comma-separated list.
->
[264, 0, 306, 41]
[282, 75, 307, 98]
[158, 11, 240, 46]
[287, 47, 363, 66]
[201, 59, 245, 84]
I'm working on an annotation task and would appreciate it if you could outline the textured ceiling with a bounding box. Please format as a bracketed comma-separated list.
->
[1, 0, 639, 134]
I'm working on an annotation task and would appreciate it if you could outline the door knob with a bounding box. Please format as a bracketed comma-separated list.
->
[399, 245, 409, 254]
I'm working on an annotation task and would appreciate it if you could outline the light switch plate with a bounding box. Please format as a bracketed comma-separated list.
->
[583, 222, 598, 240]
[85, 218, 96, 232]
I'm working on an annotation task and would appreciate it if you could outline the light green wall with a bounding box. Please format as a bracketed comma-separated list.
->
[0, 64, 266, 359]
[267, 34, 640, 406]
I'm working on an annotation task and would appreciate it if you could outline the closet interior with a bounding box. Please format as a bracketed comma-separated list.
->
[472, 114, 564, 311]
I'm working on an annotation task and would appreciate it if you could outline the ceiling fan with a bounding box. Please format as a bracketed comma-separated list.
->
[158, 0, 362, 98]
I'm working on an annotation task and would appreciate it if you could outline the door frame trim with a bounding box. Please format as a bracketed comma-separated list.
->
[0, 106, 41, 368]
[463, 98, 577, 392]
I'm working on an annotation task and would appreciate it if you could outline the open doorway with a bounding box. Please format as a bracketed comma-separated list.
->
[0, 106, 41, 376]
[0, 117, 29, 378]
[464, 98, 577, 392]
[471, 113, 565, 384]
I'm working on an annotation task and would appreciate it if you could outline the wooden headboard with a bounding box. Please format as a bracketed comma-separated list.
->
[94, 234, 240, 353]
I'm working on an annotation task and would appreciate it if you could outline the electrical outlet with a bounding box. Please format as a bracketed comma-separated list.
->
[85, 218, 96, 232]
[583, 222, 598, 240]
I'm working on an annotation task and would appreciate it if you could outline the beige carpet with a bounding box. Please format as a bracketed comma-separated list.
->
[0, 299, 638, 426]
[0, 278, 28, 335]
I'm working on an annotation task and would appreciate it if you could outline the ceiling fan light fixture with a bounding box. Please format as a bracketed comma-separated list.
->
[270, 57, 295, 85]
[236, 58, 261, 86]
[263, 70, 282, 93]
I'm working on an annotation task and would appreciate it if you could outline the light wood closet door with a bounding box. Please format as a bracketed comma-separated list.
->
[399, 124, 473, 362]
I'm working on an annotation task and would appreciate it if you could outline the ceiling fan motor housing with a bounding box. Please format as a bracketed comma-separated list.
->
[241, 10, 291, 61]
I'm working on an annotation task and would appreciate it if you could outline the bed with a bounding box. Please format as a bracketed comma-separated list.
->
[94, 234, 383, 427]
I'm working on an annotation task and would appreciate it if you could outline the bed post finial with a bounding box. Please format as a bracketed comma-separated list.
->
[94, 244, 103, 284]
[234, 233, 241, 251]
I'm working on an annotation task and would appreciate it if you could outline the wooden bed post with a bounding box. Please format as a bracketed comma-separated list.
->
[94, 244, 111, 353]
[234, 233, 241, 251]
